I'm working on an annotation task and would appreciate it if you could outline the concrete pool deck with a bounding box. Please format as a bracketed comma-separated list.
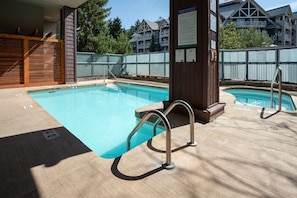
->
[0, 79, 297, 197]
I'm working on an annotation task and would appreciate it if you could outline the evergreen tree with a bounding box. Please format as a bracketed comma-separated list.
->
[149, 35, 161, 52]
[219, 21, 275, 49]
[77, 0, 111, 51]
[219, 22, 241, 49]
[113, 32, 133, 54]
[91, 25, 115, 54]
[127, 19, 141, 39]
[91, 26, 132, 54]
[238, 28, 274, 48]
[108, 17, 124, 39]
[78, 2, 132, 54]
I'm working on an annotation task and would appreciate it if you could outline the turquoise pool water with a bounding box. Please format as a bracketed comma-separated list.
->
[225, 88, 296, 111]
[29, 84, 169, 158]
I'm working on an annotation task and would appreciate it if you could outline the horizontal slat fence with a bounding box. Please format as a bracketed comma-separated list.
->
[0, 37, 24, 86]
[77, 52, 169, 79]
[220, 48, 297, 83]
[76, 52, 123, 78]
[77, 48, 297, 84]
[28, 41, 62, 84]
[0, 33, 64, 88]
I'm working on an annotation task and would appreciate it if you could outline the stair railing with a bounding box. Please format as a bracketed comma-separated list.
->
[270, 67, 282, 111]
[126, 109, 175, 169]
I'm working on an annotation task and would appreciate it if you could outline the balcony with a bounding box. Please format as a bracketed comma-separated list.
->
[236, 20, 267, 28]
[139, 34, 152, 40]
[160, 31, 169, 37]
[160, 41, 169, 46]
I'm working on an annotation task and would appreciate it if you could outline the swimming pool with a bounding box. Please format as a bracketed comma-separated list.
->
[29, 83, 169, 158]
[225, 88, 296, 111]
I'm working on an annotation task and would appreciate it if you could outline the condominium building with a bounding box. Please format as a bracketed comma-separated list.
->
[220, 0, 297, 46]
[130, 0, 297, 53]
[130, 18, 169, 53]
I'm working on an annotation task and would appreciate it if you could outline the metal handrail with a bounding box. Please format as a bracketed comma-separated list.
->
[104, 67, 118, 83]
[153, 100, 197, 146]
[270, 67, 282, 111]
[126, 109, 175, 169]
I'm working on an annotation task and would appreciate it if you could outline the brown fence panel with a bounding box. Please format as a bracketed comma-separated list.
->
[0, 34, 64, 88]
[28, 41, 62, 84]
[0, 37, 24, 86]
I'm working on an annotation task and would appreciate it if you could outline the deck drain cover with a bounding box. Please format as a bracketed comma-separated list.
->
[23, 105, 33, 110]
[43, 129, 60, 140]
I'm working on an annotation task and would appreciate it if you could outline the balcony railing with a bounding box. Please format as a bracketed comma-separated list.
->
[139, 34, 152, 40]
[161, 32, 169, 36]
[236, 20, 267, 28]
[160, 41, 169, 46]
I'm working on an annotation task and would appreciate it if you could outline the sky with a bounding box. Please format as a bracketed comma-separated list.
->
[106, 0, 297, 29]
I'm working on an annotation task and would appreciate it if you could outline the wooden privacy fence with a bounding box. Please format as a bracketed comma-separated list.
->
[0, 33, 64, 88]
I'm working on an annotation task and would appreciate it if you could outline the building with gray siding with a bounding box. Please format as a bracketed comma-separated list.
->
[130, 0, 297, 53]
[220, 0, 297, 46]
[130, 18, 169, 53]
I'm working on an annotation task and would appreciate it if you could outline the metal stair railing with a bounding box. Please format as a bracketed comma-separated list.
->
[270, 67, 282, 111]
[126, 109, 175, 169]
[153, 100, 197, 147]
[126, 100, 197, 169]
[104, 66, 118, 83]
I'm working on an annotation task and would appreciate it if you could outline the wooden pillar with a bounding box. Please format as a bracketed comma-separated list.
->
[23, 39, 29, 86]
[61, 6, 77, 83]
[167, 0, 225, 123]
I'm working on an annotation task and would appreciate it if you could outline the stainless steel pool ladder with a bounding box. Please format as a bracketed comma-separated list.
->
[126, 100, 197, 169]
[152, 100, 197, 147]
[104, 67, 118, 83]
[270, 66, 282, 111]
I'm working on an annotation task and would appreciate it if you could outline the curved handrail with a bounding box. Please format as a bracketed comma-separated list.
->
[126, 109, 174, 169]
[104, 66, 118, 84]
[270, 67, 282, 111]
[153, 100, 197, 146]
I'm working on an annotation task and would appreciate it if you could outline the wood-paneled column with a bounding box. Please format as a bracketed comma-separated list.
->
[167, 0, 225, 123]
[61, 6, 77, 83]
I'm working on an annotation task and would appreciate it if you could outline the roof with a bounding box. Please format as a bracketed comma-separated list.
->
[219, 0, 243, 19]
[219, 0, 243, 7]
[144, 20, 159, 31]
[219, 0, 282, 28]
[129, 33, 140, 42]
[267, 5, 291, 17]
[154, 18, 170, 25]
[13, 0, 87, 22]
[14, 0, 87, 8]
[293, 12, 297, 20]
[154, 17, 164, 23]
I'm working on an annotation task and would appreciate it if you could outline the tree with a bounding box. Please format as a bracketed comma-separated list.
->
[77, 0, 111, 51]
[219, 21, 275, 49]
[91, 26, 115, 54]
[149, 35, 161, 52]
[77, 2, 134, 54]
[127, 19, 141, 39]
[108, 17, 124, 39]
[91, 27, 132, 54]
[219, 22, 241, 49]
[238, 28, 274, 48]
[113, 32, 133, 54]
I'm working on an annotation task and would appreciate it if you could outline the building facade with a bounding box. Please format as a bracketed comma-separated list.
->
[220, 0, 297, 46]
[130, 0, 297, 53]
[130, 18, 169, 53]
